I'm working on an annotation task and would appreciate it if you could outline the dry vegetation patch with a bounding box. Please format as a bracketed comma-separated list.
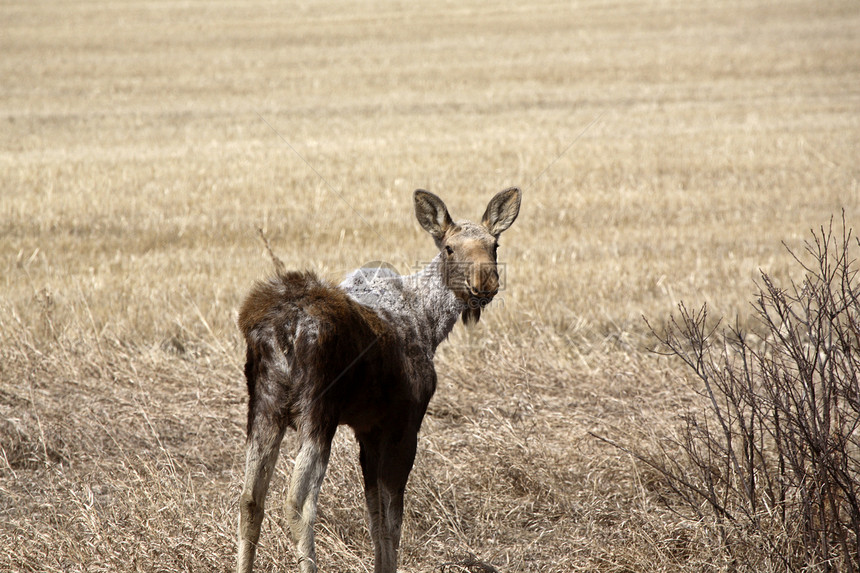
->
[2, 0, 859, 571]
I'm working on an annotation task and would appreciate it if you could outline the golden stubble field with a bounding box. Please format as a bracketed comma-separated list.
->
[1, 0, 859, 571]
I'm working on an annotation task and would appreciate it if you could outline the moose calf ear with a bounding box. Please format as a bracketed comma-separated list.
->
[414, 189, 454, 243]
[481, 187, 522, 237]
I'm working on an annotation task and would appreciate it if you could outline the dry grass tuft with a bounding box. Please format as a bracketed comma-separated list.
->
[2, 0, 859, 571]
[440, 555, 501, 573]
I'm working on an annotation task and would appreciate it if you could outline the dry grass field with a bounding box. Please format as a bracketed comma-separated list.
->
[2, 0, 859, 571]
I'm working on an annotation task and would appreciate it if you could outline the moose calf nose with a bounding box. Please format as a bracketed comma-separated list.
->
[472, 265, 499, 297]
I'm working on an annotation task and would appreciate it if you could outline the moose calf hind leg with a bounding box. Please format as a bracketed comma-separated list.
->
[237, 418, 285, 573]
[287, 436, 332, 573]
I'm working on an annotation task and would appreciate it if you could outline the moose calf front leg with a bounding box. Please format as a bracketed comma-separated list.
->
[287, 437, 331, 573]
[373, 432, 417, 573]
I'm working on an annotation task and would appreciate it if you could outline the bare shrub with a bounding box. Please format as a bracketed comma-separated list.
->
[638, 217, 860, 571]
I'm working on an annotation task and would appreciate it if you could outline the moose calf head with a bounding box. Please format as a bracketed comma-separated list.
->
[414, 187, 522, 324]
